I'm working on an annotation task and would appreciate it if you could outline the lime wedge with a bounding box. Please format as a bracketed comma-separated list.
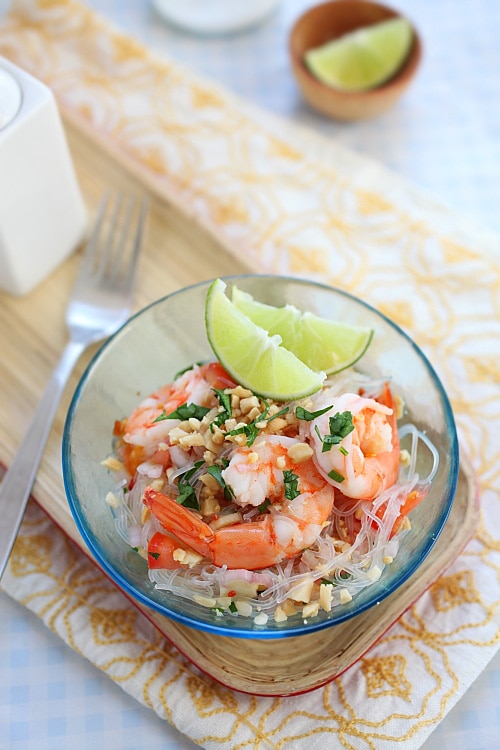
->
[304, 18, 413, 92]
[232, 286, 373, 375]
[205, 279, 325, 400]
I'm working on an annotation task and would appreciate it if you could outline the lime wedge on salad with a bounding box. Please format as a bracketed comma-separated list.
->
[305, 18, 413, 92]
[205, 279, 325, 400]
[231, 286, 373, 375]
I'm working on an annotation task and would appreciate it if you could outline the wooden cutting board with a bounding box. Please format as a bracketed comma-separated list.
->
[0, 116, 479, 696]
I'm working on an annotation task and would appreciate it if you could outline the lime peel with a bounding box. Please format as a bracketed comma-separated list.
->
[205, 279, 325, 400]
[305, 18, 413, 92]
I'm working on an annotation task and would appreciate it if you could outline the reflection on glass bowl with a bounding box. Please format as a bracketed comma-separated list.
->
[62, 275, 459, 639]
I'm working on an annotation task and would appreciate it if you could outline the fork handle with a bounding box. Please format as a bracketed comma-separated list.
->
[0, 340, 86, 580]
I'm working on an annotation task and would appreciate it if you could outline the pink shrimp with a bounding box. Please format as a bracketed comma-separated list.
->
[143, 435, 335, 570]
[118, 362, 235, 475]
[309, 383, 400, 501]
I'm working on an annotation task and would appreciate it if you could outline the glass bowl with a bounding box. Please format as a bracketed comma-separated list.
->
[62, 275, 459, 639]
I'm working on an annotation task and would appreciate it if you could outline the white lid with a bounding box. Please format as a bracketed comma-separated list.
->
[0, 66, 22, 130]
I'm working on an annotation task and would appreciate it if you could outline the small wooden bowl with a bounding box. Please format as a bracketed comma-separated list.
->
[289, 0, 422, 121]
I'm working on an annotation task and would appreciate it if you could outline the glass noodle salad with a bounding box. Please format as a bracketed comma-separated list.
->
[102, 283, 439, 625]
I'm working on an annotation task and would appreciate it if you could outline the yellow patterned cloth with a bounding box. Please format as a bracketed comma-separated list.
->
[1, 1, 500, 748]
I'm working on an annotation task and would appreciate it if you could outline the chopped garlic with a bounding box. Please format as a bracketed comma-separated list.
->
[383, 555, 394, 565]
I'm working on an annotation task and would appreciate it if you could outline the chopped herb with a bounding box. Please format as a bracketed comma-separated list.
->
[176, 483, 199, 509]
[228, 601, 238, 613]
[258, 499, 270, 513]
[211, 607, 225, 615]
[328, 468, 345, 483]
[339, 446, 349, 456]
[316, 410, 355, 453]
[228, 405, 289, 447]
[283, 469, 300, 501]
[206, 463, 234, 501]
[228, 421, 259, 447]
[175, 460, 204, 510]
[210, 388, 232, 429]
[267, 406, 290, 423]
[148, 551, 160, 560]
[321, 578, 336, 586]
[173, 362, 203, 379]
[154, 402, 210, 422]
[295, 404, 333, 421]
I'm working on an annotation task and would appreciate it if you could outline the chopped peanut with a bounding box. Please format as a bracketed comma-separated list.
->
[274, 606, 288, 623]
[200, 495, 221, 516]
[199, 472, 220, 492]
[101, 456, 125, 472]
[281, 598, 298, 616]
[179, 432, 206, 448]
[302, 601, 320, 619]
[319, 583, 333, 612]
[105, 491, 121, 508]
[209, 512, 243, 531]
[339, 588, 352, 604]
[287, 442, 313, 463]
[239, 396, 260, 414]
[288, 578, 314, 603]
[193, 595, 218, 608]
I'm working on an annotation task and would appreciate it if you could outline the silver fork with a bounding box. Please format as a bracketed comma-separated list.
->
[0, 192, 148, 580]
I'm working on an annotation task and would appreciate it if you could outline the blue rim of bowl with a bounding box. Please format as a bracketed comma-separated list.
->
[62, 274, 460, 639]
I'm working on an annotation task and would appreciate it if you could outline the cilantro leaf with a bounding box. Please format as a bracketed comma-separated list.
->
[228, 405, 289, 447]
[175, 460, 204, 510]
[154, 402, 210, 422]
[206, 463, 234, 500]
[295, 404, 333, 421]
[283, 469, 300, 501]
[210, 388, 232, 429]
[316, 411, 354, 453]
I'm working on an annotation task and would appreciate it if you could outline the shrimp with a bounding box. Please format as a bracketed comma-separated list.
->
[118, 362, 235, 475]
[143, 435, 335, 570]
[309, 383, 400, 501]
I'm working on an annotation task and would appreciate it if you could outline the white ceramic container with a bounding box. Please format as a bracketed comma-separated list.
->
[0, 57, 87, 295]
[152, 0, 281, 35]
